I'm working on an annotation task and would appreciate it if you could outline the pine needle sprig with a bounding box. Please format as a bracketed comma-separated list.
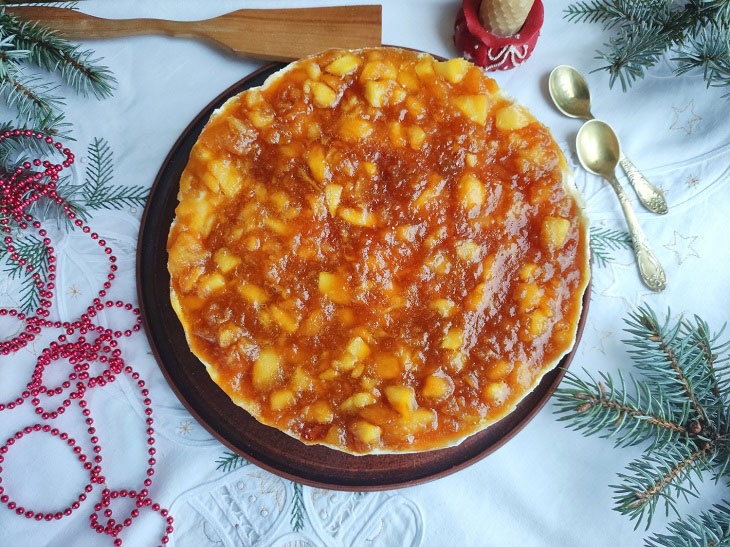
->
[645, 502, 730, 547]
[590, 227, 632, 267]
[0, 8, 115, 99]
[82, 137, 148, 210]
[554, 306, 730, 539]
[566, 0, 730, 94]
[215, 451, 248, 473]
[0, 232, 49, 312]
[554, 369, 690, 450]
[290, 482, 305, 532]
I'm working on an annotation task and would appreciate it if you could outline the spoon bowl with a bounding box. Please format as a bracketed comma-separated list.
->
[576, 120, 667, 292]
[549, 65, 592, 120]
[576, 119, 620, 178]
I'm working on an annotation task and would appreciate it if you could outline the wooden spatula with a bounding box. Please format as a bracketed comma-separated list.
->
[6, 5, 382, 61]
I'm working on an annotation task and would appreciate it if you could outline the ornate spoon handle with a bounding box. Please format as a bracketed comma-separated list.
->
[605, 175, 667, 291]
[619, 153, 668, 215]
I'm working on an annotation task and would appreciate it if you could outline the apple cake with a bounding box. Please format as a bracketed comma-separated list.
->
[167, 47, 590, 454]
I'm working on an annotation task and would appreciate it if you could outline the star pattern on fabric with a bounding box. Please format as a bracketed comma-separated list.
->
[177, 420, 194, 436]
[68, 284, 82, 298]
[686, 175, 700, 188]
[669, 100, 701, 135]
[589, 323, 613, 355]
[663, 231, 700, 265]
[598, 262, 659, 309]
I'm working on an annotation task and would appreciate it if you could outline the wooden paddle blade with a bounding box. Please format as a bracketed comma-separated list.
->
[5, 5, 382, 61]
[201, 6, 383, 61]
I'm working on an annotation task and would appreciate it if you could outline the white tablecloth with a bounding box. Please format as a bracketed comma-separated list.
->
[1, 1, 729, 545]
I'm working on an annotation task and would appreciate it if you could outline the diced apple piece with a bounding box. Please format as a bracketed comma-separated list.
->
[399, 408, 437, 433]
[351, 420, 381, 445]
[541, 216, 571, 250]
[465, 282, 487, 311]
[519, 263, 539, 281]
[304, 401, 334, 424]
[425, 252, 451, 275]
[248, 109, 274, 128]
[264, 217, 291, 236]
[197, 272, 226, 297]
[178, 266, 204, 293]
[305, 61, 321, 80]
[290, 366, 313, 392]
[529, 310, 550, 337]
[397, 68, 420, 91]
[270, 389, 295, 411]
[269, 305, 300, 333]
[168, 232, 208, 278]
[244, 89, 265, 108]
[306, 145, 328, 182]
[334, 352, 358, 371]
[414, 56, 435, 78]
[182, 294, 205, 310]
[452, 95, 489, 125]
[319, 368, 339, 381]
[175, 192, 214, 236]
[458, 173, 486, 210]
[324, 184, 342, 216]
[362, 162, 377, 177]
[339, 119, 373, 141]
[311, 81, 337, 108]
[363, 80, 390, 107]
[495, 105, 530, 131]
[299, 310, 324, 336]
[360, 60, 397, 81]
[374, 354, 401, 380]
[486, 359, 513, 381]
[484, 381, 510, 405]
[238, 283, 269, 306]
[218, 324, 242, 348]
[449, 351, 467, 372]
[405, 97, 426, 119]
[430, 298, 455, 318]
[325, 54, 361, 76]
[339, 207, 376, 227]
[318, 272, 350, 304]
[434, 58, 471, 84]
[441, 327, 463, 350]
[514, 282, 543, 314]
[340, 392, 377, 411]
[391, 86, 407, 104]
[385, 385, 417, 418]
[466, 153, 478, 167]
[208, 160, 243, 198]
[389, 121, 405, 147]
[455, 239, 481, 262]
[407, 126, 426, 150]
[346, 336, 371, 360]
[396, 224, 418, 242]
[252, 348, 281, 390]
[213, 248, 241, 274]
[422, 373, 454, 400]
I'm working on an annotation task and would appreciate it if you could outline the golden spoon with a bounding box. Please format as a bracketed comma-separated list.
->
[576, 120, 667, 292]
[549, 65, 668, 215]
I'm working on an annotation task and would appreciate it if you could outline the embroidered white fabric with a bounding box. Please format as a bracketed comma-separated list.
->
[1, 1, 729, 545]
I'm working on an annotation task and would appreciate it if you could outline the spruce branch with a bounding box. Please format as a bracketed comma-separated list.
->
[645, 502, 730, 547]
[82, 137, 148, 210]
[0, 232, 49, 313]
[554, 306, 730, 540]
[554, 369, 689, 449]
[590, 227, 632, 267]
[0, 8, 115, 99]
[566, 0, 730, 94]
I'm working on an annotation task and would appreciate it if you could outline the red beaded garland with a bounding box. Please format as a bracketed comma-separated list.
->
[0, 133, 173, 545]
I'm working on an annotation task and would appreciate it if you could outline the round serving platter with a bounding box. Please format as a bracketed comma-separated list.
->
[137, 59, 591, 491]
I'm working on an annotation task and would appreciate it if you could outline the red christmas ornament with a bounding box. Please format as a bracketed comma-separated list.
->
[454, 0, 544, 71]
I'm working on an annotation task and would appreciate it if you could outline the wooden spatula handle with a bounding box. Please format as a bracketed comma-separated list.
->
[6, 6, 383, 61]
[6, 7, 177, 39]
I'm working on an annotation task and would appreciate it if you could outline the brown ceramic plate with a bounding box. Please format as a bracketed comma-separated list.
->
[137, 59, 591, 491]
